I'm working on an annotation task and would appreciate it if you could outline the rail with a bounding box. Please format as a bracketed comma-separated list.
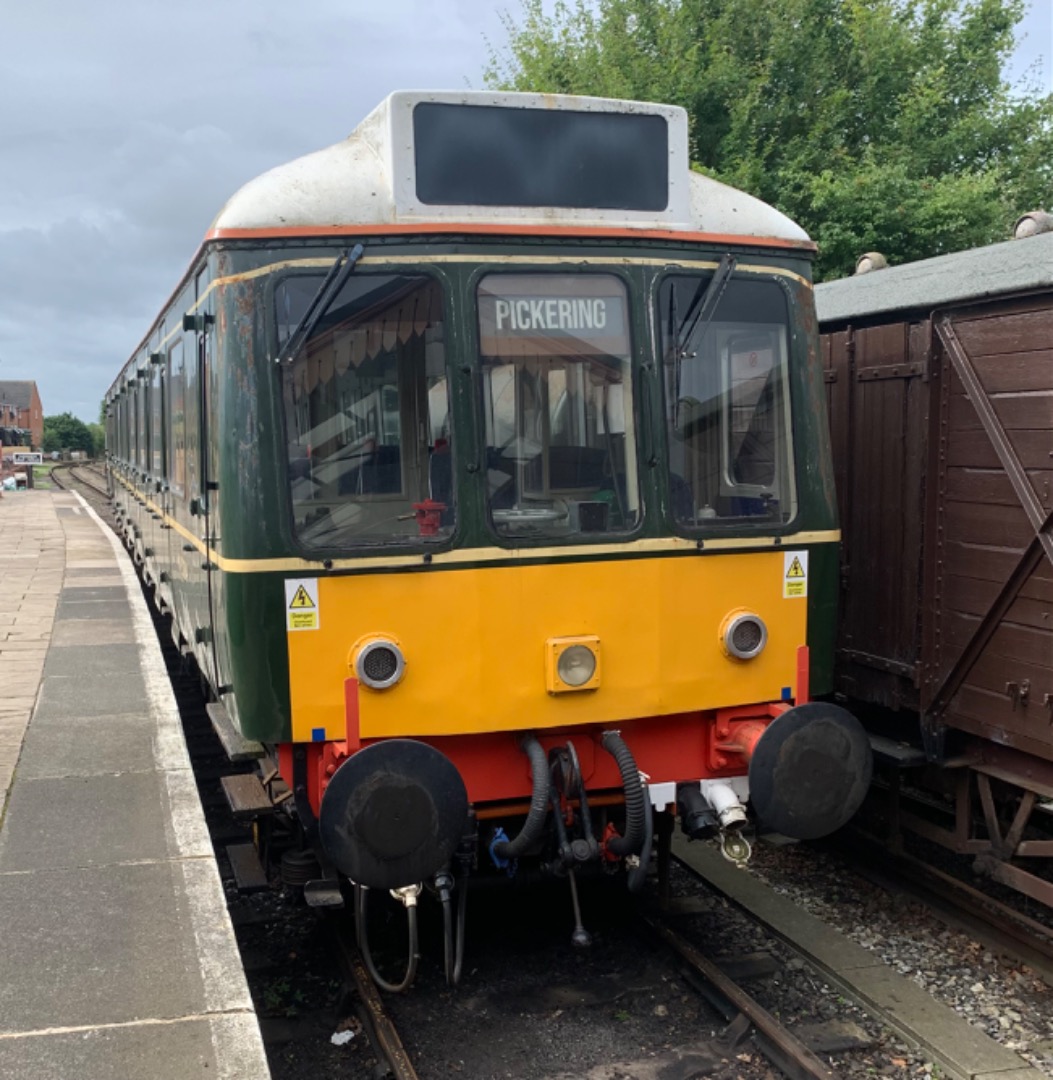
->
[640, 913, 838, 1080]
[331, 916, 420, 1080]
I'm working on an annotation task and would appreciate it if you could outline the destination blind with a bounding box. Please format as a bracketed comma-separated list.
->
[413, 103, 669, 211]
[477, 275, 630, 359]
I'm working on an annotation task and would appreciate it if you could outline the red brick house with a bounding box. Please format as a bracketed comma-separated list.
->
[0, 381, 44, 448]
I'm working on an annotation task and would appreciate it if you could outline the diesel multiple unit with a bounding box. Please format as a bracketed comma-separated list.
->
[106, 92, 871, 985]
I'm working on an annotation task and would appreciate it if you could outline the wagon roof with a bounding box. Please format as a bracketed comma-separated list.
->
[209, 90, 810, 248]
[815, 231, 1053, 325]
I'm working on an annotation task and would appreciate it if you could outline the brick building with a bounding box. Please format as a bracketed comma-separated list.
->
[0, 381, 44, 448]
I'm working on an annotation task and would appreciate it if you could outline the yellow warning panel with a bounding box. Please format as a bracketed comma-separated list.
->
[285, 578, 320, 631]
[284, 549, 814, 742]
[783, 551, 808, 598]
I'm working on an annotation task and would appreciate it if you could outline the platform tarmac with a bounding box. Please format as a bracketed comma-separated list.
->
[0, 490, 269, 1080]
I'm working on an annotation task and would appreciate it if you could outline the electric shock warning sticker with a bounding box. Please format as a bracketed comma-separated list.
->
[783, 551, 808, 599]
[285, 578, 320, 631]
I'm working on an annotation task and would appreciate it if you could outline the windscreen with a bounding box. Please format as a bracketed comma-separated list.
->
[278, 273, 453, 549]
[477, 273, 640, 539]
[659, 276, 796, 527]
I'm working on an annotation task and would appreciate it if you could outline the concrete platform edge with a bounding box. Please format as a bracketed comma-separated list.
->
[74, 493, 270, 1077]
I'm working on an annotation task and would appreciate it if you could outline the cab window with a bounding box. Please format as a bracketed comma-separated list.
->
[659, 276, 796, 527]
[477, 273, 640, 539]
[278, 273, 452, 549]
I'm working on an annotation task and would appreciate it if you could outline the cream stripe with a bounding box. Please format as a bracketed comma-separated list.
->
[205, 253, 810, 291]
[113, 477, 838, 574]
[116, 252, 810, 385]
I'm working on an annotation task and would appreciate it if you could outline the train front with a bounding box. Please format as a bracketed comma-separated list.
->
[215, 92, 871, 966]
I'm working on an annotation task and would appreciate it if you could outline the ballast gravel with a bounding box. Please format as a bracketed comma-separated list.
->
[745, 838, 1053, 1075]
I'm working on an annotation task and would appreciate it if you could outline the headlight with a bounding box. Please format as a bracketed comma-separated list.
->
[546, 636, 601, 693]
[722, 613, 767, 660]
[557, 645, 597, 687]
[354, 638, 406, 689]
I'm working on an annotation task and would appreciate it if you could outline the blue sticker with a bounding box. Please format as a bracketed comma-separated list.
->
[781, 686, 792, 701]
[311, 727, 326, 742]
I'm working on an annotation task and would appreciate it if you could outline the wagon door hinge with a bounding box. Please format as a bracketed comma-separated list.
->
[1005, 679, 1030, 710]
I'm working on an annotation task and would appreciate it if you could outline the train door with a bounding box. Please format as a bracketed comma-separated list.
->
[824, 322, 928, 710]
[166, 337, 193, 639]
[188, 265, 220, 688]
[150, 351, 170, 601]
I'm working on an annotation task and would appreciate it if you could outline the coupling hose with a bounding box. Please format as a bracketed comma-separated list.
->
[601, 731, 647, 858]
[626, 791, 654, 893]
[492, 735, 549, 860]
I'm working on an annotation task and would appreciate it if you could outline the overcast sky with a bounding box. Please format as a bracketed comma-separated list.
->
[2, 1, 1050, 423]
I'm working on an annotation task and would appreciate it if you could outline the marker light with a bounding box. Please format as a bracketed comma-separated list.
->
[721, 612, 767, 660]
[354, 639, 406, 690]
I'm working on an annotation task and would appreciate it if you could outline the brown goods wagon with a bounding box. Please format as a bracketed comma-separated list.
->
[815, 223, 1053, 904]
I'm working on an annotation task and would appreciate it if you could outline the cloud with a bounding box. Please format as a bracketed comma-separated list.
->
[1, 0, 512, 420]
[3, 0, 1045, 421]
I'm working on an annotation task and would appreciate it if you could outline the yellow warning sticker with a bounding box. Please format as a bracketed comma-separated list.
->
[783, 551, 808, 598]
[285, 578, 320, 631]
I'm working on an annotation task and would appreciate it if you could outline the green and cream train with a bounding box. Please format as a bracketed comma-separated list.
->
[106, 91, 870, 983]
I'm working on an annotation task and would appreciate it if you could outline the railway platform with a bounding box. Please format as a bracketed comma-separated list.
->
[0, 490, 269, 1080]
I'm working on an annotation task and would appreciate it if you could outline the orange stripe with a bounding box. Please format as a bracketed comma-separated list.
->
[205, 221, 816, 252]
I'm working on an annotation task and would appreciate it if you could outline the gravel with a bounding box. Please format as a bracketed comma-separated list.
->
[745, 837, 1053, 1075]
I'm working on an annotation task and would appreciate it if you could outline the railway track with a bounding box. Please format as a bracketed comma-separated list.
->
[639, 912, 838, 1079]
[834, 829, 1053, 986]
[50, 460, 111, 502]
[676, 832, 1052, 1079]
[331, 919, 420, 1080]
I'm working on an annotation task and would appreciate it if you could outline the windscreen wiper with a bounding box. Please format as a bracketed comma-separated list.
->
[672, 252, 736, 427]
[676, 252, 736, 358]
[281, 243, 365, 364]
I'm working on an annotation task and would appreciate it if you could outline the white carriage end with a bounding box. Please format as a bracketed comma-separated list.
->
[211, 90, 810, 244]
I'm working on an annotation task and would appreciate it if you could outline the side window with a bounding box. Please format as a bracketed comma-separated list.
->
[136, 379, 148, 469]
[193, 267, 215, 500]
[168, 341, 186, 495]
[151, 361, 166, 479]
[726, 333, 777, 486]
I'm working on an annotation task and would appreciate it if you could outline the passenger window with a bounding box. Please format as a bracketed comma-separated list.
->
[168, 342, 186, 494]
[151, 363, 166, 479]
[137, 379, 148, 470]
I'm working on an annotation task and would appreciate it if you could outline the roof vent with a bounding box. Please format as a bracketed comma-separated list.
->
[1013, 211, 1053, 239]
[854, 252, 888, 275]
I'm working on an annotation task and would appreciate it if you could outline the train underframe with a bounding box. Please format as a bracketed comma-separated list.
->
[257, 698, 871, 990]
[866, 734, 1053, 908]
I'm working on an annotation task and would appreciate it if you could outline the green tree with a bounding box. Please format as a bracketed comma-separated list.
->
[42, 413, 95, 455]
[87, 423, 106, 457]
[485, 0, 1053, 278]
